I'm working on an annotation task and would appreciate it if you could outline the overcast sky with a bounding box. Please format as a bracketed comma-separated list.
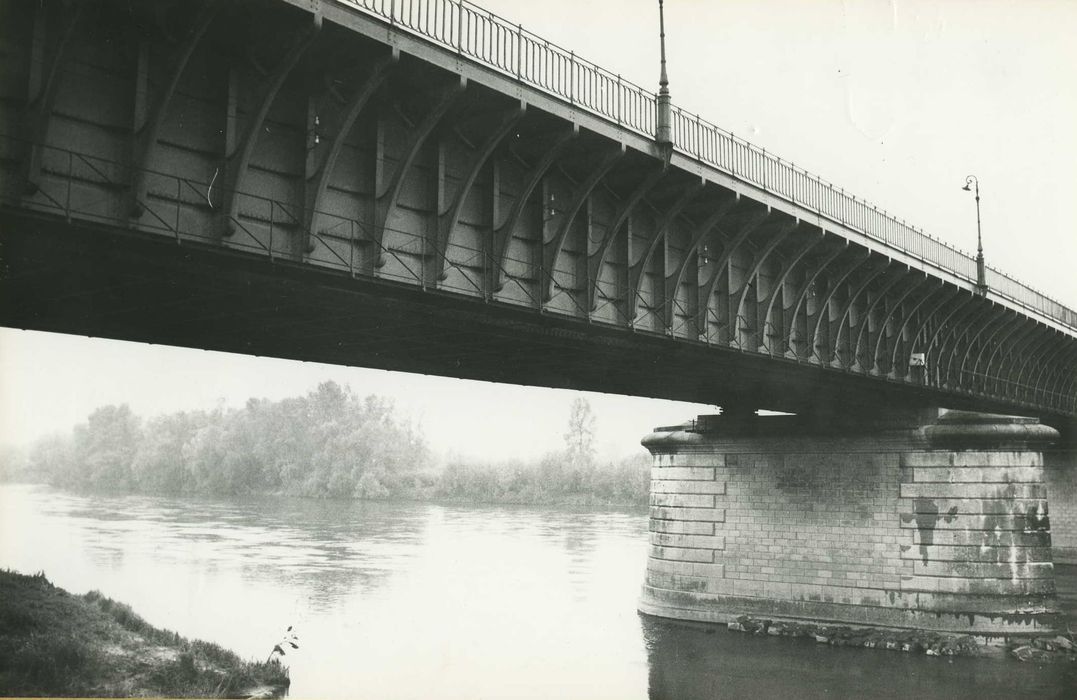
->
[1, 0, 1074, 461]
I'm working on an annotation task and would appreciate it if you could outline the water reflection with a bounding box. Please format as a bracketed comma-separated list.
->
[642, 608, 1077, 700]
[2, 484, 1076, 699]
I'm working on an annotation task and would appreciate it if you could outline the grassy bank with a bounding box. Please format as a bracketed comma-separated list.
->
[0, 569, 289, 698]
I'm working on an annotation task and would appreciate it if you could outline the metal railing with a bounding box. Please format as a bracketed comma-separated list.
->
[340, 0, 1076, 331]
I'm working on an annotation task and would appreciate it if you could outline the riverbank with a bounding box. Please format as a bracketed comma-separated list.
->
[0, 569, 289, 697]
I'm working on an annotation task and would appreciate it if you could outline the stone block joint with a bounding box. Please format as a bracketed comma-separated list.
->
[638, 409, 1061, 638]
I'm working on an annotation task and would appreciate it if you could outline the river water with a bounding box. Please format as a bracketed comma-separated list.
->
[1, 483, 1074, 699]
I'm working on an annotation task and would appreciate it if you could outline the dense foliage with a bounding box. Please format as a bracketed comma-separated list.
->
[434, 452, 649, 506]
[9, 382, 429, 499]
[1, 385, 650, 506]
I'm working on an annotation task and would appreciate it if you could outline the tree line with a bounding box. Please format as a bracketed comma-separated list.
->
[0, 384, 649, 506]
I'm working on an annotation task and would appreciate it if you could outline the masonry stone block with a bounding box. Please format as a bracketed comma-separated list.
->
[1045, 447, 1077, 564]
[650, 467, 715, 481]
[638, 410, 1062, 638]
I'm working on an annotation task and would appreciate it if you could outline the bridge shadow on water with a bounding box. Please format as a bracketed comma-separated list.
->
[641, 564, 1077, 700]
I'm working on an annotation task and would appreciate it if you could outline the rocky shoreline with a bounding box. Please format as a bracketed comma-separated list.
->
[726, 615, 1077, 662]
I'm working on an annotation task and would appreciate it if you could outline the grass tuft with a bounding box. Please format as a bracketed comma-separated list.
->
[0, 569, 289, 697]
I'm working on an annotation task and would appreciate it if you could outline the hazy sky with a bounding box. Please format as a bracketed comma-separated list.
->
[1, 0, 1075, 460]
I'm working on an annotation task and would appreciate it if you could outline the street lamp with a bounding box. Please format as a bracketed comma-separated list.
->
[962, 175, 987, 294]
[655, 0, 672, 154]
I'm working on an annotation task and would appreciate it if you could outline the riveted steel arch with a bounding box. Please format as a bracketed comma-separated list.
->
[435, 102, 525, 281]
[808, 251, 874, 363]
[980, 314, 1033, 396]
[957, 308, 1018, 394]
[935, 302, 997, 389]
[625, 180, 704, 322]
[541, 144, 625, 302]
[849, 267, 917, 372]
[784, 242, 848, 359]
[20, 0, 85, 194]
[491, 126, 576, 291]
[753, 227, 822, 356]
[587, 163, 668, 311]
[372, 77, 465, 266]
[221, 15, 322, 238]
[826, 259, 893, 367]
[697, 207, 771, 341]
[886, 284, 959, 379]
[731, 218, 797, 351]
[129, 0, 221, 218]
[302, 52, 397, 251]
[995, 321, 1054, 399]
[922, 295, 983, 388]
[662, 191, 740, 332]
[868, 274, 936, 375]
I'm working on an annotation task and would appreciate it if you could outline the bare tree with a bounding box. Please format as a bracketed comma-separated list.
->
[564, 397, 596, 468]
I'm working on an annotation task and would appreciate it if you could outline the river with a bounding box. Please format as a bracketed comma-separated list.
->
[1, 483, 1074, 699]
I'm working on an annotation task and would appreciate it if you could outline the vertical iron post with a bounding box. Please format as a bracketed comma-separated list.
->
[964, 175, 986, 295]
[655, 0, 672, 151]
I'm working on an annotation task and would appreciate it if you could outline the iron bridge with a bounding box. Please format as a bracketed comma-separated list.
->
[0, 0, 1075, 422]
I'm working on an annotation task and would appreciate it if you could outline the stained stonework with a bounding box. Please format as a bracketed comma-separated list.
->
[1045, 448, 1077, 564]
[639, 410, 1060, 637]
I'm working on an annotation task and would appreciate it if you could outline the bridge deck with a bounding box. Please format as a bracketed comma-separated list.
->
[0, 0, 1074, 420]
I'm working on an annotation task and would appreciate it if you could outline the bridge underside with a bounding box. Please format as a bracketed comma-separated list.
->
[0, 0, 1074, 421]
[1, 208, 938, 417]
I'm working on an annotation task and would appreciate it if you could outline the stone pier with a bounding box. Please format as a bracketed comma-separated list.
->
[1045, 443, 1077, 564]
[638, 410, 1061, 638]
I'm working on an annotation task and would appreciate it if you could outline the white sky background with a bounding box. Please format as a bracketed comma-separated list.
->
[1, 0, 1075, 462]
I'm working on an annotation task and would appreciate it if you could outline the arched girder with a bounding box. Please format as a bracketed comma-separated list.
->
[662, 192, 746, 336]
[935, 301, 997, 389]
[372, 77, 466, 266]
[1012, 324, 1063, 401]
[221, 15, 322, 237]
[541, 144, 626, 302]
[491, 126, 576, 291]
[943, 300, 1005, 391]
[899, 287, 973, 383]
[1050, 346, 1077, 406]
[923, 292, 985, 367]
[625, 179, 704, 321]
[302, 52, 397, 252]
[731, 217, 798, 350]
[130, 0, 221, 217]
[587, 163, 669, 310]
[867, 274, 935, 374]
[987, 327, 1041, 400]
[1048, 345, 1077, 411]
[697, 206, 771, 338]
[783, 242, 848, 358]
[827, 259, 898, 367]
[958, 308, 1018, 394]
[919, 294, 981, 388]
[754, 226, 823, 355]
[978, 313, 1029, 396]
[995, 321, 1053, 399]
[886, 284, 960, 379]
[1030, 335, 1074, 406]
[435, 102, 526, 281]
[807, 250, 875, 363]
[849, 266, 918, 372]
[21, 0, 85, 194]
